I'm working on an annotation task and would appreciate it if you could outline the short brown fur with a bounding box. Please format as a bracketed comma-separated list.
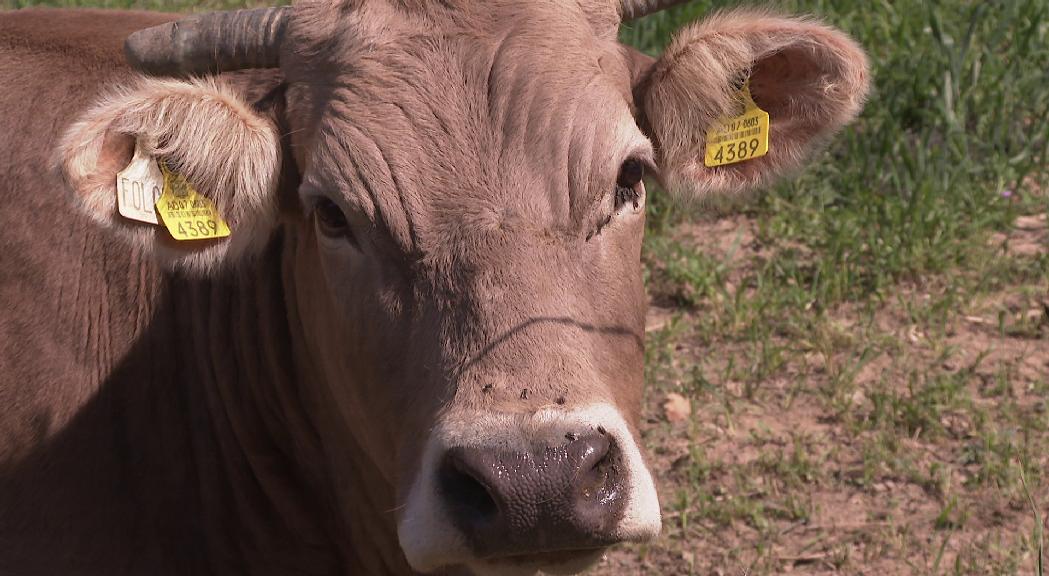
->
[0, 3, 868, 575]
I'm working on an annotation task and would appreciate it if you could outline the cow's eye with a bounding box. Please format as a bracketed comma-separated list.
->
[618, 158, 644, 189]
[614, 158, 645, 213]
[314, 197, 352, 239]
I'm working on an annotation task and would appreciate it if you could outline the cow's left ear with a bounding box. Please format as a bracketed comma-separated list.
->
[57, 76, 281, 276]
[634, 10, 870, 200]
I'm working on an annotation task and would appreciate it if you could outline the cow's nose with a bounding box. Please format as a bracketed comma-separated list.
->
[437, 432, 625, 557]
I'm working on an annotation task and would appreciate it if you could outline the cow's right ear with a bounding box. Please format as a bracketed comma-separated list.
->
[57, 77, 281, 276]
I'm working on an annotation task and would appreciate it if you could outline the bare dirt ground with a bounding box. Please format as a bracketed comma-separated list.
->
[590, 212, 1048, 576]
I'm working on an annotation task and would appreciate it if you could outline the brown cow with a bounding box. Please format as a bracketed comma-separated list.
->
[0, 2, 869, 575]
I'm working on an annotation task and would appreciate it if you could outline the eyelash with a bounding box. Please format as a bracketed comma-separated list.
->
[587, 158, 645, 241]
[615, 158, 645, 212]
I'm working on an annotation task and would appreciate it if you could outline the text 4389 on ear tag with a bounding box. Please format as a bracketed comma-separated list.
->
[154, 163, 231, 241]
[704, 83, 770, 168]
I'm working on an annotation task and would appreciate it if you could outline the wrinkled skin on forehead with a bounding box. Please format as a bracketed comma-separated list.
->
[280, 0, 650, 537]
[1, 1, 868, 574]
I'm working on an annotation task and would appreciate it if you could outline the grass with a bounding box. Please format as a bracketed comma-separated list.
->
[624, 1, 1048, 574]
[4, 0, 1048, 574]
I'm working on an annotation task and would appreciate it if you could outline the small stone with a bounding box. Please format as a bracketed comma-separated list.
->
[1014, 214, 1047, 230]
[662, 393, 691, 423]
[850, 389, 866, 407]
[907, 325, 923, 343]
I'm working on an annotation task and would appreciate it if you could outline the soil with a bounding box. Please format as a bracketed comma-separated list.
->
[588, 212, 1048, 575]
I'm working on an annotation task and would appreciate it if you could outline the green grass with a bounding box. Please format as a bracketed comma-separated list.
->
[626, 1, 1048, 574]
[4, 0, 1048, 573]
[638, 0, 1049, 307]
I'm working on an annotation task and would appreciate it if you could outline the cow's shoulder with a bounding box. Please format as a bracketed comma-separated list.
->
[0, 9, 171, 464]
[0, 8, 174, 65]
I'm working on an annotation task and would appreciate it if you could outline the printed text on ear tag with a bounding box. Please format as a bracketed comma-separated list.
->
[703, 82, 770, 168]
[154, 163, 232, 241]
[116, 140, 164, 225]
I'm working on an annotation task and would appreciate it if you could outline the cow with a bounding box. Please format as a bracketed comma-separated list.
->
[0, 1, 869, 575]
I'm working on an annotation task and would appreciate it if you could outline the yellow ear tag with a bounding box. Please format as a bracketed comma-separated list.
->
[703, 82, 770, 168]
[154, 163, 231, 241]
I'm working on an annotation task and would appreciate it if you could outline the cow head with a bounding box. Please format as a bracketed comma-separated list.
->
[58, 1, 869, 574]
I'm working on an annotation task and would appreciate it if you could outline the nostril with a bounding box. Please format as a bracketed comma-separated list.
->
[572, 435, 618, 503]
[438, 451, 499, 526]
[567, 433, 611, 471]
[436, 434, 627, 557]
[563, 434, 623, 539]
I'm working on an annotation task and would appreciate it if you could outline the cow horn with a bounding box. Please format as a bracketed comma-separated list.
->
[619, 0, 693, 21]
[124, 7, 290, 76]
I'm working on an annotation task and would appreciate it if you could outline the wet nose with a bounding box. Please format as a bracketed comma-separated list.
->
[437, 432, 625, 558]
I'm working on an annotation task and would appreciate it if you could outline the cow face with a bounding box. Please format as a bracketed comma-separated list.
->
[278, 4, 658, 573]
[58, 2, 869, 575]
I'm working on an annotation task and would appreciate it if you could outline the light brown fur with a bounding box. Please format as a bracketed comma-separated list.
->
[59, 77, 282, 274]
[642, 9, 870, 200]
[1, 3, 870, 575]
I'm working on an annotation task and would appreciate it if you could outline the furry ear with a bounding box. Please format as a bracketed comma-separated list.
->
[638, 9, 870, 201]
[57, 76, 281, 276]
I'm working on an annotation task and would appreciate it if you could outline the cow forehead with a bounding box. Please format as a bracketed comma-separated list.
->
[286, 0, 622, 60]
[285, 0, 634, 141]
[287, 0, 642, 252]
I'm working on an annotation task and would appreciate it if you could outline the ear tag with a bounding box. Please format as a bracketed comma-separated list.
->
[154, 162, 232, 241]
[116, 140, 164, 225]
[703, 81, 770, 168]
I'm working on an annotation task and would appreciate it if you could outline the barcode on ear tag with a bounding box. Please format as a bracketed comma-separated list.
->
[154, 163, 231, 241]
[703, 82, 770, 168]
[116, 140, 164, 224]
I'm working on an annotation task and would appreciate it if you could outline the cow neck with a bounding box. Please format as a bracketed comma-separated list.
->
[65, 230, 412, 575]
[277, 227, 417, 575]
[145, 244, 336, 574]
[55, 233, 358, 575]
[0, 234, 344, 574]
